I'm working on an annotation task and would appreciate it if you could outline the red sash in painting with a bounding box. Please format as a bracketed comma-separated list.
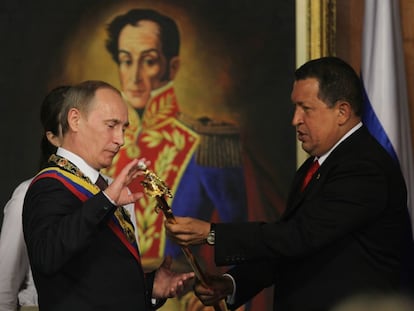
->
[102, 83, 200, 265]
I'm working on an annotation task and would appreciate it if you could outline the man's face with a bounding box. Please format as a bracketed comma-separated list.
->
[77, 88, 129, 170]
[291, 78, 342, 157]
[117, 20, 168, 109]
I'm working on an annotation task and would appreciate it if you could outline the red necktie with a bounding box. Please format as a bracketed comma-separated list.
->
[301, 160, 320, 191]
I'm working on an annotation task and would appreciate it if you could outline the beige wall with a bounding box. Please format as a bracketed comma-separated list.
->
[336, 0, 414, 147]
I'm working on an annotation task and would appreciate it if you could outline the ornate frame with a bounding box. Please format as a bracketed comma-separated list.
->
[295, 0, 336, 166]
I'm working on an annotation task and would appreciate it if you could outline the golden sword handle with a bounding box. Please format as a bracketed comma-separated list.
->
[137, 161, 228, 311]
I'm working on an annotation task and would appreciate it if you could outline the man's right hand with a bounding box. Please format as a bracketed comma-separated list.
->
[165, 216, 211, 247]
[194, 274, 234, 307]
[104, 159, 144, 205]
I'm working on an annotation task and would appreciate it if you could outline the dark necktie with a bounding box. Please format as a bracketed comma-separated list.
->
[95, 174, 108, 191]
[301, 160, 320, 191]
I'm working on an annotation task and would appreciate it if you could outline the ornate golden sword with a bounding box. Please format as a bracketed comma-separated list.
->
[137, 161, 228, 311]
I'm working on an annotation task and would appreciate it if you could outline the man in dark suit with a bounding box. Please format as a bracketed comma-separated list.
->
[22, 80, 194, 311]
[164, 57, 413, 311]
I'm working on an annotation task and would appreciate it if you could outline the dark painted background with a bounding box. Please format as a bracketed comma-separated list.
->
[0, 0, 295, 238]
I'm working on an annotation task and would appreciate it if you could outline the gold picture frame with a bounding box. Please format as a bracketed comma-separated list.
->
[295, 0, 336, 166]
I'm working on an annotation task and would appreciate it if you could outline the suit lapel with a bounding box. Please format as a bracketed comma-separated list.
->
[282, 157, 314, 219]
[35, 166, 141, 263]
[282, 126, 367, 220]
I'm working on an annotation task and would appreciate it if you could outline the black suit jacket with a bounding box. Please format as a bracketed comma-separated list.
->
[22, 166, 159, 311]
[214, 126, 413, 311]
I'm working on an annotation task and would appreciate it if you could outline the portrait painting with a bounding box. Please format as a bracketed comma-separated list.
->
[1, 0, 295, 310]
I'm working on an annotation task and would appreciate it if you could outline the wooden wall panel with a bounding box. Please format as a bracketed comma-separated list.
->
[401, 0, 414, 143]
[336, 0, 363, 72]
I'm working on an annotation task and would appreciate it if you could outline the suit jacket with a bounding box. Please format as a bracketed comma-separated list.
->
[22, 165, 158, 311]
[214, 126, 413, 311]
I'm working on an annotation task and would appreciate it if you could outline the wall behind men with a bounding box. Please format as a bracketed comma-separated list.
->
[0, 0, 296, 229]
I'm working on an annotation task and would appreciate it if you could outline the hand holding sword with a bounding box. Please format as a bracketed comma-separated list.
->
[137, 160, 229, 311]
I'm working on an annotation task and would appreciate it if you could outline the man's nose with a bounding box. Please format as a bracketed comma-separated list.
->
[133, 63, 144, 83]
[291, 108, 302, 126]
[114, 128, 125, 147]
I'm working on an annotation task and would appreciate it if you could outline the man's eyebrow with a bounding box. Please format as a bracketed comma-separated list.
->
[118, 49, 130, 54]
[118, 48, 160, 56]
[105, 118, 119, 123]
[140, 48, 160, 55]
[105, 119, 129, 126]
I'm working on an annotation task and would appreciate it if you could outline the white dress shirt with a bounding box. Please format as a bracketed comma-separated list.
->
[0, 179, 38, 310]
[56, 148, 139, 244]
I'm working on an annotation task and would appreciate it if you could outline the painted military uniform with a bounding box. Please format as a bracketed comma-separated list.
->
[102, 82, 200, 268]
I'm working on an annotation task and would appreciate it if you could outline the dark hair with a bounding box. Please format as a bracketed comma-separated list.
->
[60, 80, 121, 135]
[106, 8, 180, 65]
[294, 56, 363, 116]
[39, 85, 71, 168]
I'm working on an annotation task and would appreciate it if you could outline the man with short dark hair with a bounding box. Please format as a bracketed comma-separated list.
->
[165, 57, 414, 311]
[23, 80, 193, 311]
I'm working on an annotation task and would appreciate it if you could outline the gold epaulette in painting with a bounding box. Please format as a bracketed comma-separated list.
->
[177, 113, 242, 168]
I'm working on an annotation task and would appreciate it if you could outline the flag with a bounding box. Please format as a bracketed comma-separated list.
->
[361, 0, 414, 236]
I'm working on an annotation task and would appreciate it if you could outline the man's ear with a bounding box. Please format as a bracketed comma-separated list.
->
[337, 101, 352, 125]
[67, 108, 81, 132]
[168, 56, 180, 80]
[45, 131, 61, 147]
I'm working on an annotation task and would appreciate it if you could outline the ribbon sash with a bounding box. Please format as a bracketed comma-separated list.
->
[33, 167, 140, 262]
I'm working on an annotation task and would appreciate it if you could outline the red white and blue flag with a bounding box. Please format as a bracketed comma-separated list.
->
[361, 0, 414, 235]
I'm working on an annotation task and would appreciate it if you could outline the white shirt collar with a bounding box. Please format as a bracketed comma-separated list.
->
[56, 147, 100, 184]
[317, 122, 362, 165]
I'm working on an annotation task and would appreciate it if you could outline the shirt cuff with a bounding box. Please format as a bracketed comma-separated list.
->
[223, 273, 236, 305]
[101, 191, 116, 205]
